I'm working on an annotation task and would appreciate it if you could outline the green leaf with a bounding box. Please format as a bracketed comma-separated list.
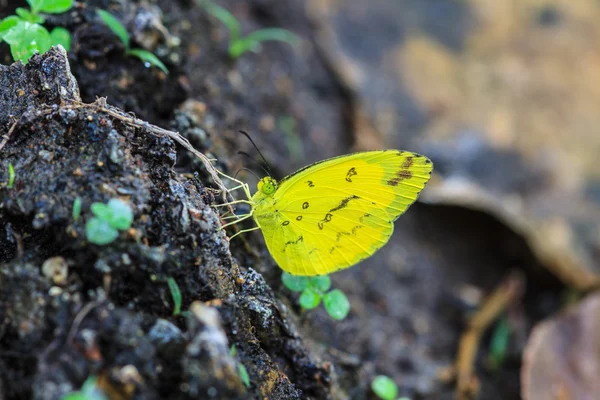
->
[7, 163, 15, 189]
[86, 218, 119, 245]
[5, 21, 52, 63]
[106, 198, 133, 230]
[97, 9, 130, 49]
[72, 197, 82, 221]
[230, 346, 251, 388]
[26, 0, 44, 13]
[90, 202, 111, 220]
[0, 16, 21, 40]
[309, 275, 331, 293]
[323, 289, 350, 320]
[16, 8, 44, 23]
[371, 375, 398, 400]
[489, 317, 511, 369]
[50, 27, 71, 50]
[63, 376, 108, 400]
[201, 1, 240, 43]
[281, 272, 309, 292]
[299, 288, 320, 310]
[238, 363, 250, 388]
[127, 48, 169, 74]
[229, 28, 299, 59]
[37, 0, 73, 14]
[167, 277, 182, 315]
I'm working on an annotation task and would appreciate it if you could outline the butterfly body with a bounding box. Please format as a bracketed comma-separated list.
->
[249, 150, 432, 276]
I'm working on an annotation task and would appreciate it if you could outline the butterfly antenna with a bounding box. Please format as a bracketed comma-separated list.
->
[237, 151, 271, 177]
[239, 130, 272, 176]
[234, 167, 260, 181]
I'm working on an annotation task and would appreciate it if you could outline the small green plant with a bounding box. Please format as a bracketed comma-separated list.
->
[86, 198, 133, 245]
[278, 115, 304, 162]
[230, 345, 250, 388]
[488, 316, 511, 370]
[0, 0, 73, 63]
[371, 375, 411, 400]
[72, 197, 81, 221]
[200, 1, 299, 59]
[7, 163, 15, 189]
[167, 277, 182, 316]
[281, 273, 350, 320]
[96, 10, 168, 74]
[62, 376, 107, 400]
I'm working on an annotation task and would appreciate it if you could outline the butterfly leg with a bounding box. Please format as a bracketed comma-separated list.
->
[219, 211, 254, 229]
[228, 226, 261, 240]
[216, 170, 253, 200]
[213, 199, 253, 207]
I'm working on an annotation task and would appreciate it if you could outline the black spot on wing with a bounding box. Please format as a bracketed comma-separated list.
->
[345, 167, 357, 182]
[317, 213, 333, 230]
[283, 235, 304, 251]
[302, 202, 309, 209]
[335, 224, 364, 241]
[329, 195, 360, 213]
[282, 221, 290, 226]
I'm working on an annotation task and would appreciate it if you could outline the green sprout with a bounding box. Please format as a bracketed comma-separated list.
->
[230, 345, 250, 388]
[97, 10, 168, 74]
[7, 163, 15, 189]
[488, 316, 511, 370]
[72, 197, 81, 221]
[62, 376, 107, 400]
[278, 115, 304, 162]
[0, 0, 73, 63]
[371, 375, 398, 400]
[200, 1, 299, 59]
[167, 277, 182, 316]
[282, 273, 350, 320]
[85, 198, 133, 245]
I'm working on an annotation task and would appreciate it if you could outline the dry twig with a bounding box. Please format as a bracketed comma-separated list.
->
[455, 271, 525, 399]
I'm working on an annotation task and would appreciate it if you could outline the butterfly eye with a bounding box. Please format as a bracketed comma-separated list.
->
[258, 177, 277, 195]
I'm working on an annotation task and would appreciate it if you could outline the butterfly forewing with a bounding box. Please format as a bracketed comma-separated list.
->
[252, 150, 432, 275]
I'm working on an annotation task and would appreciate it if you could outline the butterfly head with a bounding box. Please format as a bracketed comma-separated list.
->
[257, 176, 278, 196]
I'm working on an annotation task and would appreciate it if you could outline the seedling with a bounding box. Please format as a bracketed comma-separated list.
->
[97, 10, 168, 74]
[85, 198, 133, 245]
[488, 316, 511, 370]
[7, 163, 15, 189]
[371, 375, 410, 400]
[278, 115, 304, 162]
[281, 273, 350, 320]
[0, 0, 73, 63]
[200, 1, 299, 59]
[230, 345, 250, 388]
[167, 277, 182, 316]
[62, 376, 107, 400]
[72, 197, 81, 221]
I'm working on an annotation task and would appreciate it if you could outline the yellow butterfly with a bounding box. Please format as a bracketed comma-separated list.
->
[220, 150, 432, 276]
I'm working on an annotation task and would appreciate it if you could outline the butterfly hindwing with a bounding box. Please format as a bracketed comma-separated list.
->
[252, 150, 432, 275]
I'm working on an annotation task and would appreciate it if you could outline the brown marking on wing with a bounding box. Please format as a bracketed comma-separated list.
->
[387, 169, 413, 187]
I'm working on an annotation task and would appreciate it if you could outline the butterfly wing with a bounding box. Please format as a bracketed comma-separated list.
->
[254, 150, 432, 276]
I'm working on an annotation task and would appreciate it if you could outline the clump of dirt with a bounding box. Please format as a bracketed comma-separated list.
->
[0, 47, 327, 399]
